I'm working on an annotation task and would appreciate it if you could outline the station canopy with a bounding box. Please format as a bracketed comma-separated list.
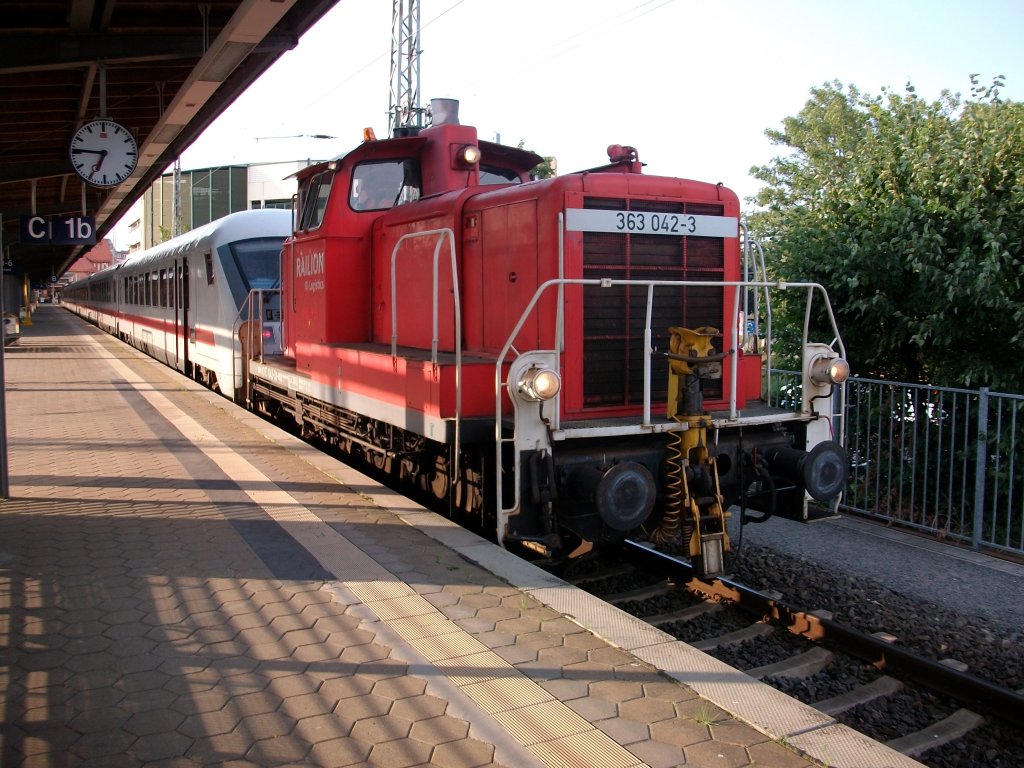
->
[0, 0, 338, 286]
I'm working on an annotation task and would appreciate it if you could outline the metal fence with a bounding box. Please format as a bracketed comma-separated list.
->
[769, 372, 1024, 558]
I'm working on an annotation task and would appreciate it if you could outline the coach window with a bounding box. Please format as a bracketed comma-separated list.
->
[350, 160, 419, 211]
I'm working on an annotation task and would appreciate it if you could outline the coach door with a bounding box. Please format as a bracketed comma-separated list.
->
[178, 258, 190, 373]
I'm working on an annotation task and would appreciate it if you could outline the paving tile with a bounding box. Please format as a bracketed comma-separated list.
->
[649, 716, 714, 748]
[748, 739, 818, 767]
[564, 694, 619, 722]
[121, 687, 178, 713]
[333, 691, 393, 720]
[684, 738, 753, 768]
[237, 710, 296, 739]
[68, 728, 137, 759]
[618, 696, 678, 724]
[305, 736, 373, 767]
[389, 693, 449, 722]
[350, 713, 414, 743]
[171, 689, 231, 716]
[430, 738, 499, 768]
[368, 736, 435, 767]
[587, 678, 645, 703]
[186, 731, 256, 763]
[247, 734, 312, 764]
[131, 730, 196, 762]
[626, 738, 687, 768]
[179, 707, 244, 738]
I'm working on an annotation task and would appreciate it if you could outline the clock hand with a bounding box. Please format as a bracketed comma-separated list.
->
[90, 150, 108, 175]
[71, 148, 106, 155]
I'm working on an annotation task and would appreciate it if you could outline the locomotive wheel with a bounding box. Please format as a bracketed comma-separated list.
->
[453, 454, 485, 518]
[429, 453, 449, 500]
[370, 449, 388, 471]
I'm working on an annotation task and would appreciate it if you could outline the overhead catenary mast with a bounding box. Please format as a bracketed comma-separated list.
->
[388, 0, 427, 136]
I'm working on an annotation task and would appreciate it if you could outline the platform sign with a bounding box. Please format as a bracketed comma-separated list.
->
[19, 215, 96, 245]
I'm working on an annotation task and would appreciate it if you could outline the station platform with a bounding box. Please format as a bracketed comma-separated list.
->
[0, 306, 923, 768]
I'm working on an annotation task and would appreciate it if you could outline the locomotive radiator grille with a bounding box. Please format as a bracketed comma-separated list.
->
[581, 197, 725, 408]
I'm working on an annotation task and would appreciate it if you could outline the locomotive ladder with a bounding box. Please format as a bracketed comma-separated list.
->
[234, 288, 278, 404]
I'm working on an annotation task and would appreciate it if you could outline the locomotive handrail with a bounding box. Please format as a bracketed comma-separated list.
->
[497, 276, 845, 418]
[741, 221, 774, 400]
[495, 276, 847, 535]
[233, 288, 279, 404]
[389, 228, 462, 477]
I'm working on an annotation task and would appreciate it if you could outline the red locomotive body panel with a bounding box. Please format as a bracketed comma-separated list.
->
[290, 341, 496, 421]
[287, 234, 372, 354]
[370, 191, 469, 352]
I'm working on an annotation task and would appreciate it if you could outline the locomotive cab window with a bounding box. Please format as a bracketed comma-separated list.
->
[299, 170, 333, 231]
[204, 251, 215, 285]
[351, 160, 420, 211]
[479, 165, 522, 185]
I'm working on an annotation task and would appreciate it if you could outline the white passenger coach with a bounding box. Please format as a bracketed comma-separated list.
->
[64, 208, 291, 400]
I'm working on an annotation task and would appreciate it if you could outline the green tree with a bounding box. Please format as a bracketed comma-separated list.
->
[748, 77, 1024, 392]
[517, 140, 557, 179]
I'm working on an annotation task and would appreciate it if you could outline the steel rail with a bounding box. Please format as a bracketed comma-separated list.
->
[620, 538, 1024, 729]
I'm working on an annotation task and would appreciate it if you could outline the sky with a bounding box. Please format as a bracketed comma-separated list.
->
[114, 0, 1024, 243]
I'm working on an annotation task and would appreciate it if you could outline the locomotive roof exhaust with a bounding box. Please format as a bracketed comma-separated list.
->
[430, 98, 460, 126]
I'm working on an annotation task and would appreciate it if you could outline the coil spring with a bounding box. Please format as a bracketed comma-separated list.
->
[651, 419, 686, 546]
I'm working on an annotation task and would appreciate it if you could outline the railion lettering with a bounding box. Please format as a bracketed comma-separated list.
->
[295, 250, 325, 278]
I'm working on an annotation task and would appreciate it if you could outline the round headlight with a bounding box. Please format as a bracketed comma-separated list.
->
[458, 144, 481, 166]
[809, 354, 850, 386]
[518, 366, 561, 401]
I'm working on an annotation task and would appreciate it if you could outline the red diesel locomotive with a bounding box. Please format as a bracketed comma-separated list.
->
[66, 98, 849, 577]
[244, 98, 848, 575]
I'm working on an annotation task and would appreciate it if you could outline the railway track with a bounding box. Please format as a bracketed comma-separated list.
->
[562, 539, 1024, 768]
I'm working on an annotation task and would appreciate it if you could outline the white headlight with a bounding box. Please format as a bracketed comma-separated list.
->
[809, 354, 850, 386]
[458, 144, 481, 166]
[518, 366, 561, 401]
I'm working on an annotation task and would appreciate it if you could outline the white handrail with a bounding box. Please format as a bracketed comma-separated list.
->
[493, 276, 847, 534]
[389, 228, 462, 475]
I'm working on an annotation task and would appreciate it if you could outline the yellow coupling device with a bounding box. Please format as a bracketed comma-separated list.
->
[651, 326, 730, 577]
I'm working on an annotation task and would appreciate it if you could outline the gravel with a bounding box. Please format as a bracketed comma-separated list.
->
[723, 538, 1024, 768]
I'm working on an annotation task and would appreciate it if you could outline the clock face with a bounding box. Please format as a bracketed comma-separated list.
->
[70, 120, 138, 187]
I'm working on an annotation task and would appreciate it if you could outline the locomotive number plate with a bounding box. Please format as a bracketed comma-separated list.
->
[565, 208, 738, 238]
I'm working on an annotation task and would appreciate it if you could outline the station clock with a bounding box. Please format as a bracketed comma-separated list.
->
[69, 119, 138, 186]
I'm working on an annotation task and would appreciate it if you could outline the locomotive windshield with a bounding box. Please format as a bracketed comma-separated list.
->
[351, 159, 421, 211]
